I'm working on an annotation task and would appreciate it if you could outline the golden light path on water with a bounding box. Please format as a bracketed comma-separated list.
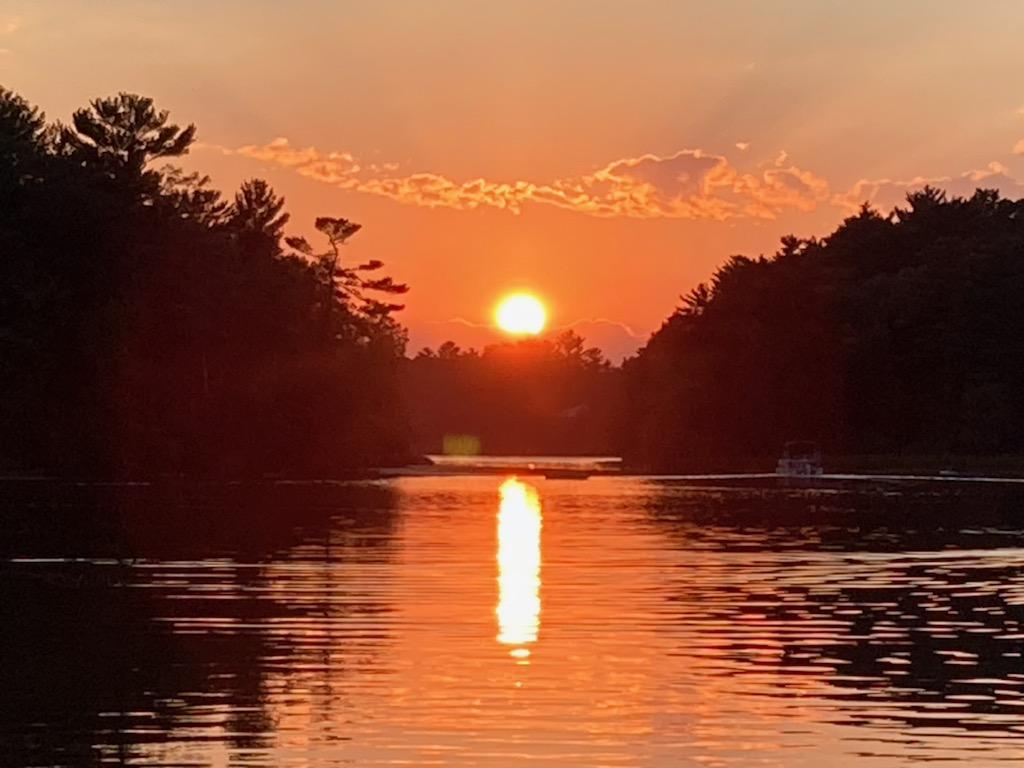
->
[496, 477, 542, 658]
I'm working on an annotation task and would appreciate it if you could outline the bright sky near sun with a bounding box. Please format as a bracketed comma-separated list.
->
[4, 1, 1024, 359]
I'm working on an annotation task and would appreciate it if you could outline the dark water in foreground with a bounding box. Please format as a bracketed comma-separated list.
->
[5, 476, 1024, 767]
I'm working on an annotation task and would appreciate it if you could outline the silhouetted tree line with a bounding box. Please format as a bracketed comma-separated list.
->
[621, 188, 1024, 470]
[0, 87, 409, 477]
[405, 330, 618, 455]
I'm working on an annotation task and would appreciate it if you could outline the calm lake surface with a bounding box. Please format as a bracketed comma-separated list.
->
[5, 475, 1024, 766]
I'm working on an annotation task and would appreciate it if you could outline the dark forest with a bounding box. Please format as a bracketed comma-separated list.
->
[0, 87, 409, 477]
[621, 191, 1024, 470]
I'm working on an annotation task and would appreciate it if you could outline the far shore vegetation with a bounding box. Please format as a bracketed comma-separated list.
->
[3, 85, 1024, 477]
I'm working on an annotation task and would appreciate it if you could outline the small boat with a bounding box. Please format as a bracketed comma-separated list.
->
[776, 441, 823, 477]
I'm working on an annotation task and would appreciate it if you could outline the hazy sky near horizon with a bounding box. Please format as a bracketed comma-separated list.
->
[4, 1, 1024, 358]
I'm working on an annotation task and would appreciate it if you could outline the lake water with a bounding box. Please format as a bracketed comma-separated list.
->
[5, 475, 1024, 766]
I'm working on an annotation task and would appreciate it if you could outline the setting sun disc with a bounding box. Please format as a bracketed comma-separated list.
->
[495, 293, 547, 336]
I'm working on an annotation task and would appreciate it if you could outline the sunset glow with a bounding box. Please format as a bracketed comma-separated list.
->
[495, 294, 547, 336]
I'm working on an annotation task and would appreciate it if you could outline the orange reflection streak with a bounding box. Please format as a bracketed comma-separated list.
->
[496, 477, 542, 657]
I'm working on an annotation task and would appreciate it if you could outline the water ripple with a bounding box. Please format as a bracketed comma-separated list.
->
[5, 476, 1024, 766]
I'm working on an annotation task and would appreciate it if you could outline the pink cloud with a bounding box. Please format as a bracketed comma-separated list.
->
[215, 139, 830, 221]
[214, 138, 1023, 222]
[836, 162, 1024, 212]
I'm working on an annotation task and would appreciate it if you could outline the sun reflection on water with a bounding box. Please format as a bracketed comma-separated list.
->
[496, 477, 542, 659]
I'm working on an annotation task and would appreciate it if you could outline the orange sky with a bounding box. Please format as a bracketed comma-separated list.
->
[4, 1, 1024, 359]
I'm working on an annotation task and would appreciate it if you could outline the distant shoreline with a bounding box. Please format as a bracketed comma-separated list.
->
[5, 453, 1024, 485]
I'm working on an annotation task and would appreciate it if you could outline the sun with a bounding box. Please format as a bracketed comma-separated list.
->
[495, 293, 547, 336]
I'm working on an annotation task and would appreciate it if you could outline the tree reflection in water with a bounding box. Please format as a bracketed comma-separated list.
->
[642, 483, 1024, 738]
[0, 480, 401, 766]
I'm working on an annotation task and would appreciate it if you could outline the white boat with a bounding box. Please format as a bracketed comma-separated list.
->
[776, 441, 823, 477]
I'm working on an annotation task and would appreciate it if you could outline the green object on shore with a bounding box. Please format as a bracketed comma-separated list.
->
[443, 434, 482, 456]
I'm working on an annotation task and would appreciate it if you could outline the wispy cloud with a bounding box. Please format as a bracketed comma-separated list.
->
[1014, 139, 1024, 155]
[0, 16, 22, 58]
[835, 162, 1024, 211]
[214, 138, 830, 221]
[557, 317, 641, 338]
[210, 136, 1024, 221]
[425, 316, 491, 330]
